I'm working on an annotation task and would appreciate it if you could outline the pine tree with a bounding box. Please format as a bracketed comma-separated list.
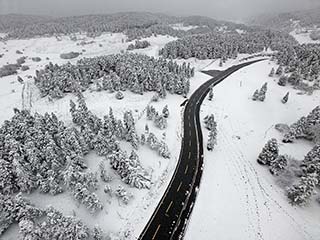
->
[162, 105, 169, 118]
[158, 141, 170, 158]
[155, 115, 167, 130]
[300, 147, 320, 185]
[257, 138, 279, 165]
[141, 134, 146, 145]
[92, 225, 104, 240]
[287, 173, 318, 206]
[252, 89, 259, 101]
[288, 71, 301, 86]
[208, 88, 214, 101]
[204, 114, 216, 131]
[145, 124, 149, 134]
[147, 133, 159, 150]
[129, 128, 139, 150]
[275, 65, 283, 76]
[278, 75, 288, 86]
[269, 68, 275, 77]
[258, 82, 267, 102]
[269, 155, 288, 175]
[207, 128, 217, 151]
[0, 159, 17, 194]
[282, 92, 289, 104]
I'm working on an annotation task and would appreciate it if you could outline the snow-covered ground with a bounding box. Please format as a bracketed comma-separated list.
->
[290, 30, 320, 44]
[0, 32, 212, 239]
[170, 23, 200, 31]
[185, 60, 320, 240]
[1, 30, 318, 240]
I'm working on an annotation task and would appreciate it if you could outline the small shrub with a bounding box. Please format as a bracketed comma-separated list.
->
[21, 65, 30, 71]
[60, 52, 80, 59]
[31, 57, 41, 62]
[0, 64, 20, 77]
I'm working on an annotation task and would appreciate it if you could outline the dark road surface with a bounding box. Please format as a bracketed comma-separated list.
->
[138, 60, 265, 240]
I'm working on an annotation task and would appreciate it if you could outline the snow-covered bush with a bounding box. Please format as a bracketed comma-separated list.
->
[0, 63, 20, 77]
[115, 91, 124, 100]
[127, 40, 151, 50]
[31, 57, 41, 62]
[21, 65, 30, 71]
[60, 51, 80, 59]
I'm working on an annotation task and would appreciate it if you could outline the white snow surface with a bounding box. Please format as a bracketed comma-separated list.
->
[290, 30, 320, 44]
[185, 60, 320, 240]
[0, 33, 211, 239]
[1, 31, 319, 240]
[170, 23, 200, 31]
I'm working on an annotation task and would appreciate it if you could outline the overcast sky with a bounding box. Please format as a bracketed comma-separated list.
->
[0, 0, 319, 21]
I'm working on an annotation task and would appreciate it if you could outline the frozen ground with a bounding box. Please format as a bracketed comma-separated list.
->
[185, 60, 320, 240]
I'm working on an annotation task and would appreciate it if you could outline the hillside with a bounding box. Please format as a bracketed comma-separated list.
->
[249, 7, 320, 32]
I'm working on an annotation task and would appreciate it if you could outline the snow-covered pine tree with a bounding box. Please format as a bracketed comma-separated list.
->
[92, 225, 104, 240]
[275, 65, 283, 76]
[207, 128, 217, 151]
[301, 144, 320, 175]
[147, 133, 159, 150]
[204, 114, 216, 131]
[162, 105, 169, 118]
[257, 138, 279, 165]
[0, 159, 17, 194]
[258, 82, 268, 102]
[252, 89, 259, 101]
[129, 128, 139, 150]
[269, 155, 288, 175]
[282, 92, 289, 104]
[208, 88, 214, 101]
[269, 67, 275, 77]
[288, 71, 301, 86]
[145, 124, 149, 134]
[287, 173, 318, 206]
[278, 75, 288, 86]
[140, 134, 146, 145]
[154, 114, 167, 130]
[283, 116, 308, 143]
[158, 141, 171, 158]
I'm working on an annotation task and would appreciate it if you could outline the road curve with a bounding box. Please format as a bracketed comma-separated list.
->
[138, 59, 265, 240]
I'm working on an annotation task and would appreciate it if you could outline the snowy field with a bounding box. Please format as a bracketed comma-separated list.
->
[290, 30, 320, 44]
[170, 23, 200, 31]
[0, 32, 211, 239]
[1, 29, 318, 240]
[186, 60, 320, 240]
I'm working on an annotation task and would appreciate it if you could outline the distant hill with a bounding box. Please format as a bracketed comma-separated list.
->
[0, 14, 53, 32]
[248, 7, 320, 32]
[0, 12, 255, 39]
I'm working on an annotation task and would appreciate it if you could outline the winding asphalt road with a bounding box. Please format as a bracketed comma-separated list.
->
[138, 59, 265, 240]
